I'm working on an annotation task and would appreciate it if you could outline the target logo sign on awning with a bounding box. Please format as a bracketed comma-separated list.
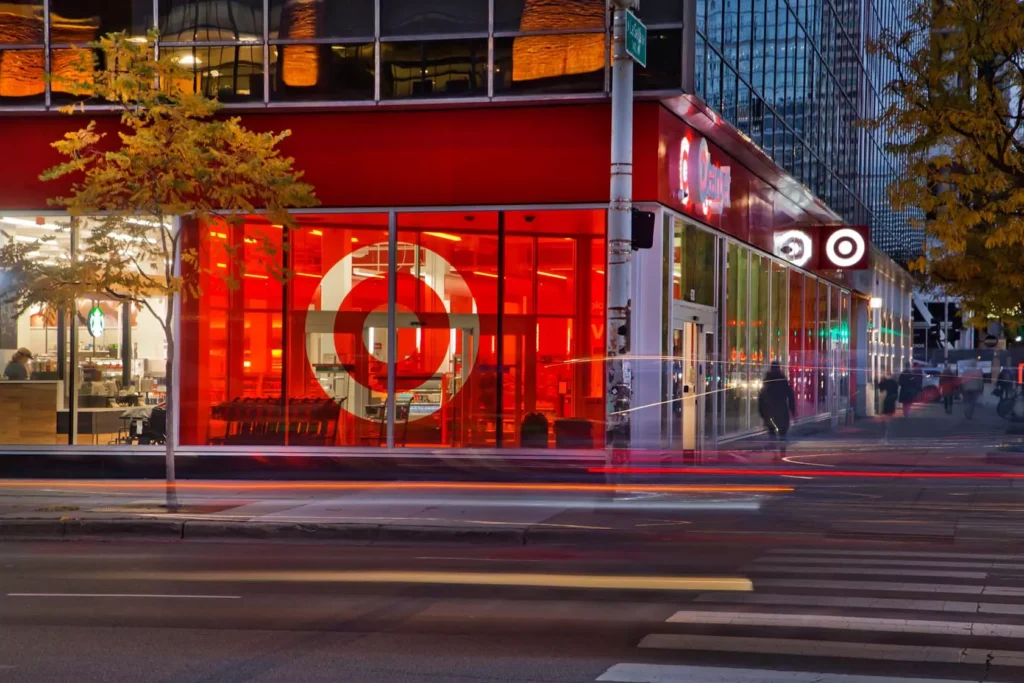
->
[773, 225, 869, 270]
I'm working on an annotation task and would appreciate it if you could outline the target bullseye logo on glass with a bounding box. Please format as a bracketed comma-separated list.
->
[825, 228, 866, 268]
[774, 230, 813, 267]
[677, 135, 731, 216]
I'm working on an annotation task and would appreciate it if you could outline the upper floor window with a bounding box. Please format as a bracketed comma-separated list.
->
[0, 0, 44, 46]
[269, 0, 375, 40]
[494, 0, 605, 35]
[380, 0, 489, 36]
[159, 0, 263, 43]
[50, 0, 153, 45]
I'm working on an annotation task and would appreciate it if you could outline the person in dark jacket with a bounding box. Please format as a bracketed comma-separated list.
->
[877, 374, 900, 443]
[939, 363, 958, 415]
[898, 364, 920, 418]
[758, 362, 796, 459]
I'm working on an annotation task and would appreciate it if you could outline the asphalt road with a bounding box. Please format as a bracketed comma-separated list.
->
[5, 538, 1024, 682]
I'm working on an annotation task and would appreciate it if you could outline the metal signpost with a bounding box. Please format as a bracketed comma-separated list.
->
[607, 1, 643, 454]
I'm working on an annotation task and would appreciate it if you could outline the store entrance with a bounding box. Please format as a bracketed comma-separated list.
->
[670, 321, 706, 456]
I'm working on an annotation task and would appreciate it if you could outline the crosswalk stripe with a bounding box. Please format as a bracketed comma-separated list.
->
[638, 633, 1024, 666]
[754, 578, 1024, 596]
[665, 609, 1024, 637]
[769, 548, 1024, 562]
[693, 591, 1024, 614]
[596, 663, 975, 683]
[753, 556, 1024, 570]
[744, 564, 987, 579]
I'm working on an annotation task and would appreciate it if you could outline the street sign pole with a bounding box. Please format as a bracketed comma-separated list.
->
[607, 1, 640, 456]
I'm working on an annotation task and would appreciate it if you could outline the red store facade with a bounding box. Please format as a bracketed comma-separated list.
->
[0, 98, 871, 452]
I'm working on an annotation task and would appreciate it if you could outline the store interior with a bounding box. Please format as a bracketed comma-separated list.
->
[0, 215, 168, 445]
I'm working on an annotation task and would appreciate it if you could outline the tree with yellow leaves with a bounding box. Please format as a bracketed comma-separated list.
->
[871, 0, 1024, 322]
[0, 32, 318, 510]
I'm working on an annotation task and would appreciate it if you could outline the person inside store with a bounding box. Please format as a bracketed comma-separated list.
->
[3, 348, 33, 380]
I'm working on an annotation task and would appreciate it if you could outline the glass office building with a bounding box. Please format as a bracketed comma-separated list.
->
[694, 0, 920, 263]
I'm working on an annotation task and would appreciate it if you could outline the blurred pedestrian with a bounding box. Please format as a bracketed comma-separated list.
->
[877, 374, 899, 442]
[898, 364, 920, 418]
[961, 360, 985, 420]
[758, 361, 796, 461]
[939, 362, 957, 415]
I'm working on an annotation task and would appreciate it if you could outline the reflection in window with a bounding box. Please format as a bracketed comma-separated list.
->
[270, 44, 373, 100]
[0, 1, 43, 46]
[49, 47, 98, 104]
[49, 0, 152, 44]
[493, 35, 604, 94]
[269, 0, 374, 40]
[162, 45, 263, 101]
[380, 40, 487, 99]
[0, 48, 45, 101]
[380, 0, 488, 36]
[637, 0, 686, 24]
[636, 29, 681, 91]
[159, 0, 262, 43]
[723, 242, 748, 435]
[494, 0, 605, 34]
[673, 219, 716, 307]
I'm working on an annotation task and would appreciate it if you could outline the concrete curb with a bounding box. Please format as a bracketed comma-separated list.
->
[0, 517, 689, 546]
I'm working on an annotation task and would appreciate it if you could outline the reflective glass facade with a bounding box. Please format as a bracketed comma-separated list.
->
[695, 0, 919, 263]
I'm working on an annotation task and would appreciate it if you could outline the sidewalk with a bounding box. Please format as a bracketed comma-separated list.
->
[722, 401, 1018, 468]
[0, 478, 795, 546]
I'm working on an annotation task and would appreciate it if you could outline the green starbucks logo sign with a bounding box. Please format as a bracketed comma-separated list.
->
[87, 306, 104, 338]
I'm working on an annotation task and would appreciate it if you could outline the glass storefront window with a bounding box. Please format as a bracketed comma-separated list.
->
[180, 208, 605, 449]
[818, 280, 829, 414]
[749, 253, 769, 420]
[381, 0, 489, 36]
[770, 260, 787, 365]
[162, 44, 264, 102]
[723, 242, 748, 435]
[673, 218, 716, 307]
[49, 0, 152, 45]
[380, 39, 488, 98]
[503, 210, 605, 449]
[493, 34, 605, 95]
[269, 43, 374, 101]
[269, 0, 375, 40]
[159, 0, 263, 43]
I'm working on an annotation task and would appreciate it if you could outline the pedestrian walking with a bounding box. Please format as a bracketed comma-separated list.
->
[939, 362, 957, 415]
[758, 362, 796, 461]
[898, 364, 920, 418]
[877, 374, 899, 442]
[961, 360, 985, 420]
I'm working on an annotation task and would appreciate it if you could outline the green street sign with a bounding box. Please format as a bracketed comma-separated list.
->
[625, 10, 647, 68]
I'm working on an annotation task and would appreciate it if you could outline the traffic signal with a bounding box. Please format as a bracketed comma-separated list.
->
[631, 208, 655, 250]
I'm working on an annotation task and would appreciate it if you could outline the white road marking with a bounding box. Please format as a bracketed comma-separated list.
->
[6, 593, 240, 599]
[753, 556, 1024, 570]
[744, 564, 988, 579]
[665, 609, 1024, 637]
[694, 591, 1024, 615]
[638, 634, 1024, 666]
[751, 579, 989, 595]
[769, 548, 1024, 562]
[596, 663, 975, 683]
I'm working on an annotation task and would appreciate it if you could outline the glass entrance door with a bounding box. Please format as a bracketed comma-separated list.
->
[671, 321, 705, 456]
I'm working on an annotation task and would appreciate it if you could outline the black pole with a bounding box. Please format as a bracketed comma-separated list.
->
[56, 309, 66, 382]
[121, 301, 131, 389]
[496, 211, 505, 449]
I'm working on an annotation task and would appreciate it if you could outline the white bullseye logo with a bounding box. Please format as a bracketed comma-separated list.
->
[825, 228, 866, 268]
[774, 230, 813, 267]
